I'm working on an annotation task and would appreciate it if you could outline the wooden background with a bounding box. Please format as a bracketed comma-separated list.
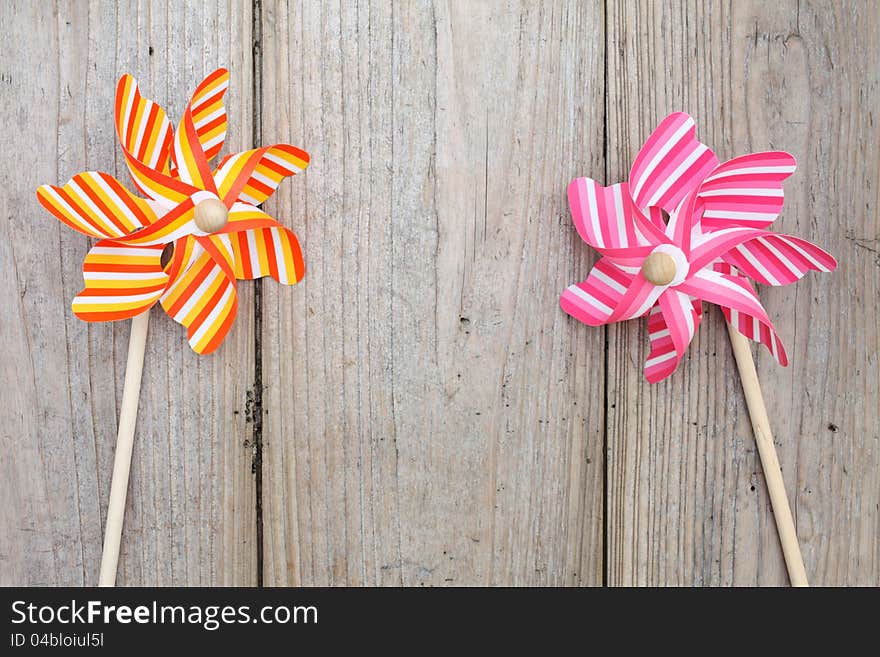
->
[1, 0, 877, 586]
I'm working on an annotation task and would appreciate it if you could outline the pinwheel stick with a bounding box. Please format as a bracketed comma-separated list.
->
[98, 309, 150, 586]
[726, 323, 808, 587]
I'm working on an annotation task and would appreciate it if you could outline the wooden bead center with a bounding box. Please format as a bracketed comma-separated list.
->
[193, 198, 229, 233]
[641, 252, 677, 286]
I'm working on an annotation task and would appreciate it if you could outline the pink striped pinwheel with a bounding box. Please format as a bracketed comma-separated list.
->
[561, 113, 837, 382]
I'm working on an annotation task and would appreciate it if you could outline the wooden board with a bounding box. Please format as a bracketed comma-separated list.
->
[0, 0, 257, 586]
[258, 0, 606, 585]
[604, 0, 880, 586]
[1, 0, 877, 587]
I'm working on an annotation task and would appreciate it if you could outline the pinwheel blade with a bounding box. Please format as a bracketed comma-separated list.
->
[115, 74, 174, 176]
[72, 241, 168, 321]
[172, 69, 230, 191]
[214, 144, 310, 206]
[229, 224, 305, 285]
[644, 297, 703, 382]
[36, 172, 157, 239]
[160, 236, 238, 354]
[628, 112, 718, 214]
[722, 233, 837, 286]
[699, 152, 797, 231]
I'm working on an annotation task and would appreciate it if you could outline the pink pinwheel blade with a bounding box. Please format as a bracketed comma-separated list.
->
[698, 152, 797, 231]
[722, 233, 837, 286]
[628, 112, 719, 214]
[644, 296, 703, 383]
[567, 178, 665, 253]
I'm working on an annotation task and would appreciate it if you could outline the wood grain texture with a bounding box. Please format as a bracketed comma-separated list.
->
[258, 0, 606, 586]
[604, 0, 880, 586]
[1, 0, 877, 587]
[0, 0, 257, 586]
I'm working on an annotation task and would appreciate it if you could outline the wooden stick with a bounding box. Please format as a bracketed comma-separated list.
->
[726, 323, 809, 587]
[98, 309, 150, 586]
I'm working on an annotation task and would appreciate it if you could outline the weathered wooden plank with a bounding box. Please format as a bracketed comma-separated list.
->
[0, 0, 257, 585]
[6, 0, 873, 589]
[259, 0, 606, 586]
[605, 0, 880, 585]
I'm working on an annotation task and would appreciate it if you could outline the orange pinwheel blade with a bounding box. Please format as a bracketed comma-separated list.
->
[229, 224, 305, 285]
[218, 203, 305, 284]
[213, 144, 309, 206]
[160, 235, 238, 354]
[36, 171, 157, 239]
[115, 74, 174, 176]
[115, 75, 199, 206]
[187, 68, 230, 162]
[171, 68, 229, 191]
[72, 241, 168, 321]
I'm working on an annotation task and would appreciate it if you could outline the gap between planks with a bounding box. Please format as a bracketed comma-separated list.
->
[251, 0, 265, 587]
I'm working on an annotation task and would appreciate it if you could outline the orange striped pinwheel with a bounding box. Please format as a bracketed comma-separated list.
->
[36, 68, 309, 353]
